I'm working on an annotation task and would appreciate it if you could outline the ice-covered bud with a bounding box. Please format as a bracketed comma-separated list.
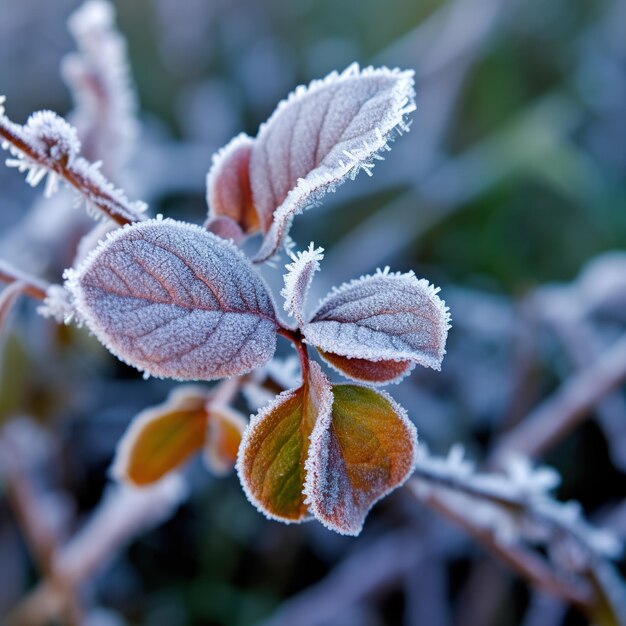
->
[26, 111, 81, 166]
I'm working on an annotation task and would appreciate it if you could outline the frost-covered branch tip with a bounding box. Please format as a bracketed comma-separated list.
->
[0, 102, 146, 225]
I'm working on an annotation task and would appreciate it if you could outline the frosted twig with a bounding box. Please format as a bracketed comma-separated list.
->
[407, 449, 624, 620]
[0, 258, 50, 301]
[493, 333, 626, 461]
[0, 100, 146, 225]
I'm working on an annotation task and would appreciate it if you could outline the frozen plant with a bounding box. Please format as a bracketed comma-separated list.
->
[1, 44, 454, 535]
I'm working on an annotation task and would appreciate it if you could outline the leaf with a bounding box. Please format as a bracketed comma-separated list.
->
[237, 362, 332, 522]
[318, 350, 414, 385]
[250, 64, 415, 261]
[204, 215, 245, 245]
[112, 386, 209, 486]
[66, 218, 278, 380]
[206, 133, 259, 234]
[303, 268, 451, 371]
[304, 384, 417, 536]
[204, 405, 246, 475]
[281, 243, 324, 327]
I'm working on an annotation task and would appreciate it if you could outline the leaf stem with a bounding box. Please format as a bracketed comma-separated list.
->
[277, 325, 310, 379]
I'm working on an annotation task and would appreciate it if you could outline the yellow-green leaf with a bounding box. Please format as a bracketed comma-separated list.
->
[305, 384, 417, 536]
[237, 362, 332, 522]
[113, 386, 209, 486]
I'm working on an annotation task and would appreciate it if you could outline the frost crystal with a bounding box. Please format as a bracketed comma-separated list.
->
[281, 243, 324, 327]
[304, 267, 451, 370]
[65, 218, 278, 381]
[250, 64, 416, 261]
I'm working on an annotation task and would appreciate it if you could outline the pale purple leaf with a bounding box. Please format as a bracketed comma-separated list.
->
[250, 64, 415, 261]
[66, 218, 278, 380]
[303, 268, 451, 370]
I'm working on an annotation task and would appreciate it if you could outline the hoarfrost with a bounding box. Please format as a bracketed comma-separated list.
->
[303, 267, 451, 370]
[250, 64, 416, 261]
[65, 218, 278, 380]
[281, 242, 324, 327]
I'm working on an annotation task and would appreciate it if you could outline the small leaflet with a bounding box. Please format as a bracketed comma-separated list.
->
[317, 350, 414, 385]
[249, 64, 416, 261]
[206, 133, 259, 234]
[303, 268, 451, 371]
[66, 218, 278, 380]
[304, 384, 418, 536]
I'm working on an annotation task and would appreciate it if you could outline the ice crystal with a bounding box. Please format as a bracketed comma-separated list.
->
[304, 267, 451, 370]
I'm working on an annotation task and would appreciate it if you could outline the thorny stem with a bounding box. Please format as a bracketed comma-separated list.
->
[277, 325, 310, 380]
[0, 259, 49, 301]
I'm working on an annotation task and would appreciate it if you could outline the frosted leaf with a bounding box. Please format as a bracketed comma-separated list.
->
[281, 243, 324, 327]
[65, 218, 278, 380]
[206, 133, 259, 234]
[237, 362, 332, 523]
[303, 268, 451, 370]
[205, 215, 245, 245]
[112, 385, 209, 486]
[318, 350, 414, 385]
[203, 405, 246, 476]
[304, 384, 417, 536]
[250, 64, 416, 261]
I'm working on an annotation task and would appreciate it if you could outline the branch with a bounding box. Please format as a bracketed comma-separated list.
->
[0, 259, 49, 301]
[0, 97, 146, 225]
[493, 333, 626, 461]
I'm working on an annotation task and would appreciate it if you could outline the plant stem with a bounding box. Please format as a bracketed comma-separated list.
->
[277, 325, 310, 379]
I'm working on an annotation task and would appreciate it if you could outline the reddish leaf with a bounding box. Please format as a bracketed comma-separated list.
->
[112, 386, 209, 486]
[237, 362, 332, 522]
[204, 405, 246, 475]
[206, 133, 259, 234]
[66, 218, 278, 380]
[318, 350, 414, 385]
[305, 384, 417, 536]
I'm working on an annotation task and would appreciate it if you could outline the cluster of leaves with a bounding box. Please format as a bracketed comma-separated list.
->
[1, 59, 452, 535]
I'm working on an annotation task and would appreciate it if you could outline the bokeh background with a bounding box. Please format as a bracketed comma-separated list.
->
[0, 0, 625, 624]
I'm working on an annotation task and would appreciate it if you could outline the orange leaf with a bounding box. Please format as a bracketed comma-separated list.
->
[319, 350, 414, 385]
[204, 405, 246, 475]
[113, 386, 209, 486]
[237, 362, 332, 522]
[305, 385, 417, 536]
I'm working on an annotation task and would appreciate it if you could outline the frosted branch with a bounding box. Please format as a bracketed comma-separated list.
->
[0, 100, 146, 225]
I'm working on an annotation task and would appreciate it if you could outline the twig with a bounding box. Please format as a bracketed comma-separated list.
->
[0, 259, 49, 301]
[0, 99, 146, 225]
[493, 333, 626, 461]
